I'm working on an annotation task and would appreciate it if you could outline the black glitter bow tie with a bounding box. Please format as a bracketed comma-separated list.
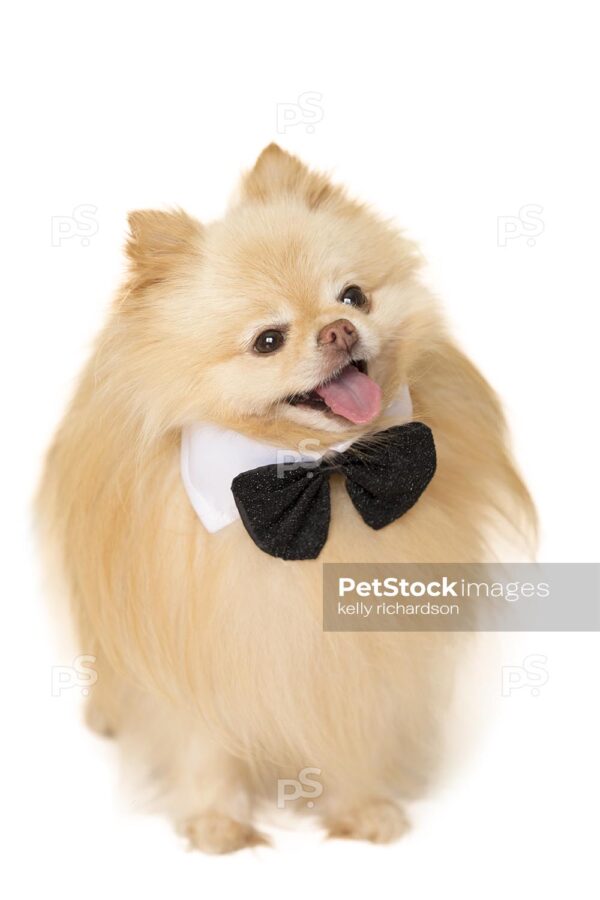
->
[230, 422, 436, 560]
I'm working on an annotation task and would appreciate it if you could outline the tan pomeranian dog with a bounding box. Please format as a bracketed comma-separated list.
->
[38, 145, 535, 853]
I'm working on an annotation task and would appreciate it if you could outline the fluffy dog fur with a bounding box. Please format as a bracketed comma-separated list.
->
[37, 145, 535, 852]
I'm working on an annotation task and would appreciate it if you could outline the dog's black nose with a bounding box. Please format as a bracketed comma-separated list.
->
[318, 318, 358, 352]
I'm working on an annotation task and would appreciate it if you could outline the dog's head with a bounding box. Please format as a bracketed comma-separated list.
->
[121, 145, 441, 445]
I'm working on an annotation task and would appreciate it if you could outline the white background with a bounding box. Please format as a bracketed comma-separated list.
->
[2, 2, 599, 898]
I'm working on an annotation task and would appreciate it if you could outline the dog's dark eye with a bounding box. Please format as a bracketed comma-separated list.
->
[339, 285, 368, 309]
[254, 330, 285, 354]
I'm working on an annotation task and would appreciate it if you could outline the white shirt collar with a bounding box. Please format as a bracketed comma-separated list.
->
[181, 386, 413, 533]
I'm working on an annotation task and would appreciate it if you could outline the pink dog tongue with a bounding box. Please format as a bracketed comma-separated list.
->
[315, 365, 382, 424]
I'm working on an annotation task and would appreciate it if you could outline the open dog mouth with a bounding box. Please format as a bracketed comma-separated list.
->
[286, 359, 382, 425]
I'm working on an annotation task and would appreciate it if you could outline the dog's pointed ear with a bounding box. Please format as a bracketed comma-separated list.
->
[125, 208, 202, 290]
[239, 144, 345, 210]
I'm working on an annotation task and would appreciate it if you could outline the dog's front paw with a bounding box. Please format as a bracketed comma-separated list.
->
[326, 799, 410, 844]
[84, 699, 117, 738]
[180, 812, 270, 855]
